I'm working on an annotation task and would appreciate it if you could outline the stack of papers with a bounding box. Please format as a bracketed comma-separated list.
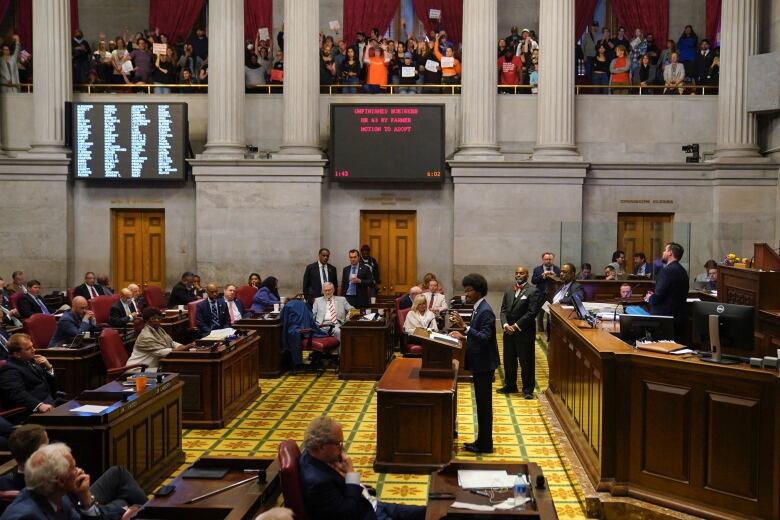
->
[430, 332, 460, 346]
[457, 470, 516, 489]
[202, 328, 236, 341]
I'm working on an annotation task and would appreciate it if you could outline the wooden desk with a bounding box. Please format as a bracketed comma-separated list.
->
[427, 461, 558, 520]
[160, 313, 191, 344]
[758, 310, 780, 355]
[375, 358, 457, 474]
[138, 457, 281, 520]
[160, 332, 261, 428]
[546, 305, 780, 520]
[29, 373, 184, 493]
[233, 317, 283, 378]
[339, 314, 393, 380]
[575, 280, 655, 302]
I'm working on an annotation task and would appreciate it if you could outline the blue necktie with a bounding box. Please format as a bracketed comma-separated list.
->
[348, 266, 357, 296]
[0, 332, 7, 351]
[210, 300, 220, 329]
[36, 297, 50, 315]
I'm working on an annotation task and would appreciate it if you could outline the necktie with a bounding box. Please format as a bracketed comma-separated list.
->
[36, 297, 50, 314]
[0, 332, 7, 351]
[429, 293, 434, 310]
[327, 298, 337, 323]
[123, 301, 132, 317]
[321, 265, 328, 283]
[210, 300, 220, 329]
[228, 302, 236, 323]
[89, 285, 98, 298]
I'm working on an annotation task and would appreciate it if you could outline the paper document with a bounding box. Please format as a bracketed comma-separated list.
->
[425, 59, 439, 72]
[152, 43, 167, 55]
[401, 66, 416, 78]
[329, 20, 340, 31]
[202, 328, 236, 341]
[258, 27, 270, 41]
[440, 56, 454, 68]
[686, 298, 701, 303]
[430, 331, 459, 345]
[71, 405, 109, 414]
[362, 313, 377, 320]
[121, 60, 134, 74]
[457, 470, 515, 489]
[429, 9, 441, 19]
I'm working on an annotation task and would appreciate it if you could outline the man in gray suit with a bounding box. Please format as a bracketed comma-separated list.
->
[499, 266, 540, 399]
[311, 282, 353, 341]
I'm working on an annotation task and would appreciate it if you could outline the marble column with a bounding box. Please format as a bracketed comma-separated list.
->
[277, 0, 321, 156]
[533, 0, 580, 161]
[455, 0, 500, 158]
[714, 0, 762, 160]
[29, 0, 71, 156]
[202, 0, 245, 157]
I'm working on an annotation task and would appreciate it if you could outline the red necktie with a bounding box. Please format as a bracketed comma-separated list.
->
[327, 298, 337, 323]
[228, 302, 236, 323]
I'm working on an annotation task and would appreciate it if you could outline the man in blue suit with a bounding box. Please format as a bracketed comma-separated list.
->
[532, 252, 561, 332]
[645, 242, 690, 341]
[195, 283, 229, 337]
[299, 416, 425, 520]
[449, 273, 500, 454]
[49, 296, 98, 347]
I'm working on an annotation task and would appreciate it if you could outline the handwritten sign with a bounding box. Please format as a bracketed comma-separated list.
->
[258, 27, 270, 41]
[329, 20, 340, 31]
[429, 9, 441, 19]
[425, 59, 439, 72]
[440, 56, 454, 68]
[152, 43, 167, 55]
[402, 66, 416, 78]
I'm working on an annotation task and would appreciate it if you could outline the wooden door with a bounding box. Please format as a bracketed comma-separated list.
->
[112, 210, 166, 289]
[618, 213, 673, 273]
[360, 211, 416, 296]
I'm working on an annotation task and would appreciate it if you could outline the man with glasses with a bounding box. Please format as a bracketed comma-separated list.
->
[299, 416, 425, 520]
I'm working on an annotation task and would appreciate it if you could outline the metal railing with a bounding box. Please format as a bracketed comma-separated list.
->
[575, 83, 719, 95]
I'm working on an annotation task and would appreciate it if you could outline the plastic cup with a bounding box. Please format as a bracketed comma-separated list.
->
[178, 305, 184, 311]
[135, 375, 148, 393]
[370, 297, 377, 304]
[273, 303, 280, 312]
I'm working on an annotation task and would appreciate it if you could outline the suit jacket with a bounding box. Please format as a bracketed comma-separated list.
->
[421, 291, 448, 313]
[0, 357, 55, 413]
[693, 50, 714, 83]
[648, 261, 689, 322]
[49, 310, 95, 347]
[222, 297, 246, 324]
[0, 488, 82, 520]
[168, 282, 197, 307]
[312, 296, 353, 324]
[500, 283, 540, 338]
[359, 255, 380, 284]
[299, 450, 376, 520]
[73, 283, 106, 300]
[0, 470, 24, 491]
[531, 265, 561, 301]
[303, 262, 339, 302]
[553, 281, 586, 305]
[108, 299, 135, 327]
[195, 298, 229, 336]
[465, 299, 500, 373]
[341, 264, 372, 307]
[398, 294, 413, 310]
[17, 293, 50, 319]
[0, 329, 10, 360]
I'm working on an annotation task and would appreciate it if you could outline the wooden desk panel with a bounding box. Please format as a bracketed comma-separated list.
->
[339, 316, 393, 380]
[234, 318, 283, 378]
[160, 333, 261, 428]
[30, 374, 184, 493]
[758, 310, 780, 356]
[160, 314, 191, 344]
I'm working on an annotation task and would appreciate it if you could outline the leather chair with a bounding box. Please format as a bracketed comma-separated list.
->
[236, 285, 256, 311]
[396, 307, 422, 356]
[66, 287, 75, 305]
[9, 292, 22, 311]
[299, 329, 340, 373]
[188, 299, 203, 336]
[98, 328, 146, 380]
[142, 285, 166, 309]
[281, 300, 339, 373]
[22, 314, 57, 348]
[89, 294, 120, 326]
[277, 440, 310, 520]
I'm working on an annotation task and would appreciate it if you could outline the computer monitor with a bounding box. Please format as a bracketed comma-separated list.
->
[619, 314, 675, 345]
[690, 301, 754, 353]
[571, 293, 595, 327]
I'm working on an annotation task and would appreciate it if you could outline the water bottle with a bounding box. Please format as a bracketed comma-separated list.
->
[513, 474, 528, 509]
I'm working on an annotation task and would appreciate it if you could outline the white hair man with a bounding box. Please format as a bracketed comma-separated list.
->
[311, 282, 353, 341]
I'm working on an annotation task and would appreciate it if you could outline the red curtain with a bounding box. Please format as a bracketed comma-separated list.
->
[149, 0, 205, 44]
[343, 0, 400, 45]
[611, 0, 669, 45]
[0, 0, 11, 28]
[244, 0, 272, 42]
[14, 0, 79, 51]
[575, 0, 599, 40]
[411, 0, 462, 47]
[706, 0, 721, 44]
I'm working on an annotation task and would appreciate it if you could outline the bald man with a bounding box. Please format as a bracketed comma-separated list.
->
[398, 286, 423, 310]
[49, 296, 98, 347]
[498, 266, 540, 398]
[127, 284, 145, 313]
[194, 283, 228, 337]
[109, 288, 140, 327]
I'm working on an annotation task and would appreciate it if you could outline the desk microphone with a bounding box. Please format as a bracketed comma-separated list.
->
[535, 475, 545, 489]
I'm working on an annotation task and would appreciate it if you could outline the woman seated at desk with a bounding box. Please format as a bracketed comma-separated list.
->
[126, 308, 191, 370]
[251, 276, 280, 313]
[403, 294, 438, 334]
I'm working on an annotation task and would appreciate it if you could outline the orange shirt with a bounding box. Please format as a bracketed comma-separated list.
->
[366, 56, 387, 86]
[612, 56, 630, 83]
[433, 44, 462, 77]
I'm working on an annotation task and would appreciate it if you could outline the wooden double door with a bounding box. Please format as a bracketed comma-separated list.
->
[617, 213, 673, 273]
[112, 210, 166, 290]
[360, 211, 416, 296]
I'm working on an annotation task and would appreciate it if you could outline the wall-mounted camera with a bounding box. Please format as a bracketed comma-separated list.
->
[682, 143, 700, 163]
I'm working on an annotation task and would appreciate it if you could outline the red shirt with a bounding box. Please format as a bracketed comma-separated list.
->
[498, 56, 524, 85]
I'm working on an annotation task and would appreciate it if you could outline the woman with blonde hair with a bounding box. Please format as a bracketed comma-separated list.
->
[403, 294, 438, 334]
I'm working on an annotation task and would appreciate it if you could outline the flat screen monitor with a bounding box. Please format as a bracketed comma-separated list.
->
[571, 293, 590, 321]
[71, 102, 188, 181]
[619, 314, 675, 345]
[690, 301, 754, 351]
[329, 104, 445, 182]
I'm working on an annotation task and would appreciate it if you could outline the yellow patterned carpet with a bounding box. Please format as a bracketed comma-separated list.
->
[176, 337, 588, 519]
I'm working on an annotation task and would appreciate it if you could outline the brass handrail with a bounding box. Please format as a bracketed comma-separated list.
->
[575, 83, 719, 95]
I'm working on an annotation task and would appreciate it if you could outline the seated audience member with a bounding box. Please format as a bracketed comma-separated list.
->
[126, 308, 191, 370]
[299, 416, 425, 520]
[551, 263, 586, 305]
[248, 273, 262, 288]
[312, 282, 353, 341]
[693, 259, 718, 290]
[17, 280, 52, 319]
[633, 252, 651, 276]
[222, 284, 246, 325]
[127, 283, 145, 312]
[619, 283, 633, 299]
[420, 272, 438, 290]
[168, 271, 198, 307]
[74, 271, 106, 300]
[0, 333, 57, 417]
[0, 426, 147, 519]
[608, 250, 626, 278]
[97, 274, 113, 295]
[577, 263, 593, 280]
[422, 279, 448, 313]
[192, 275, 206, 299]
[705, 267, 718, 290]
[663, 51, 685, 94]
[195, 283, 229, 336]
[7, 271, 27, 295]
[398, 286, 423, 310]
[0, 276, 21, 322]
[603, 265, 617, 280]
[251, 276, 280, 313]
[403, 294, 438, 334]
[108, 288, 139, 328]
[49, 296, 98, 347]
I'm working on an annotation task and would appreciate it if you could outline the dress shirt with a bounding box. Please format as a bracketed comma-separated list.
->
[465, 297, 485, 334]
[553, 282, 572, 304]
[33, 296, 50, 314]
[346, 265, 358, 296]
[319, 262, 329, 286]
[226, 299, 242, 324]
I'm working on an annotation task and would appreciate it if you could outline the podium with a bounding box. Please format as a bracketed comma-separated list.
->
[411, 328, 462, 378]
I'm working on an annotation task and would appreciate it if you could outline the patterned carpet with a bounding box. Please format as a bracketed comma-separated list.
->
[174, 337, 588, 519]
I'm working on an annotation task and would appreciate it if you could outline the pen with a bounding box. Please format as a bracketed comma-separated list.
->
[470, 489, 489, 497]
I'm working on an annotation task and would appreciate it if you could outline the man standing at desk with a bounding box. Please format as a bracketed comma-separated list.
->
[341, 250, 372, 308]
[644, 242, 689, 341]
[303, 248, 338, 305]
[449, 274, 499, 454]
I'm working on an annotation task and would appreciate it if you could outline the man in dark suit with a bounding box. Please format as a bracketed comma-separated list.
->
[359, 245, 380, 296]
[341, 249, 372, 308]
[168, 271, 198, 307]
[0, 327, 10, 360]
[449, 274, 500, 454]
[73, 271, 106, 301]
[532, 252, 561, 331]
[645, 242, 690, 341]
[127, 283, 145, 313]
[498, 266, 540, 398]
[397, 286, 423, 310]
[693, 39, 715, 85]
[551, 263, 586, 305]
[0, 333, 57, 418]
[49, 296, 98, 347]
[195, 283, 228, 337]
[299, 416, 425, 520]
[16, 280, 52, 320]
[109, 288, 139, 328]
[222, 284, 246, 325]
[303, 248, 338, 305]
